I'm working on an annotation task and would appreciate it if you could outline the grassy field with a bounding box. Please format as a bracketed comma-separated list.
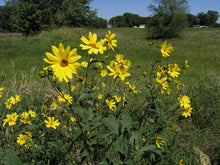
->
[0, 27, 220, 164]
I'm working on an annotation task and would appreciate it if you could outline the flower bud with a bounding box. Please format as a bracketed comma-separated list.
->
[38, 70, 46, 78]
[47, 67, 53, 73]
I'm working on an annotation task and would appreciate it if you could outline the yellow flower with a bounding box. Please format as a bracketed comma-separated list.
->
[50, 101, 58, 110]
[70, 85, 75, 92]
[178, 95, 191, 109]
[156, 72, 171, 95]
[156, 136, 164, 149]
[161, 41, 174, 57]
[28, 110, 37, 118]
[104, 30, 117, 51]
[3, 113, 18, 127]
[107, 63, 131, 81]
[58, 93, 73, 105]
[10, 95, 21, 105]
[113, 95, 121, 102]
[129, 84, 138, 94]
[0, 87, 4, 98]
[81, 61, 88, 68]
[102, 83, 106, 88]
[105, 99, 116, 111]
[44, 117, 60, 129]
[98, 93, 102, 99]
[175, 80, 184, 90]
[80, 32, 107, 55]
[177, 159, 184, 165]
[100, 70, 108, 77]
[70, 116, 76, 122]
[183, 60, 189, 74]
[20, 112, 29, 120]
[122, 59, 131, 70]
[168, 64, 180, 78]
[116, 54, 124, 63]
[182, 107, 193, 118]
[5, 99, 12, 109]
[17, 134, 26, 146]
[44, 43, 81, 82]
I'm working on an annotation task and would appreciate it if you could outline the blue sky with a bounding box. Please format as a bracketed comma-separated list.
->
[0, 0, 219, 22]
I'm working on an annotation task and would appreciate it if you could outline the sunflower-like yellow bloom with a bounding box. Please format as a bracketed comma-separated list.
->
[105, 99, 116, 111]
[177, 159, 184, 165]
[156, 136, 164, 149]
[178, 95, 191, 109]
[17, 134, 27, 146]
[44, 117, 60, 129]
[104, 31, 117, 51]
[161, 41, 174, 57]
[168, 64, 180, 78]
[156, 72, 171, 95]
[3, 112, 19, 127]
[10, 95, 21, 105]
[80, 32, 107, 55]
[44, 43, 81, 82]
[182, 107, 193, 118]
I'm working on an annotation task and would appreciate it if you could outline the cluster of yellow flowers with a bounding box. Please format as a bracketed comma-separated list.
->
[17, 132, 33, 149]
[157, 41, 192, 118]
[4, 94, 21, 109]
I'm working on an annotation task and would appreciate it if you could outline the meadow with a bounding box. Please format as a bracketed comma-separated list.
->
[0, 27, 219, 164]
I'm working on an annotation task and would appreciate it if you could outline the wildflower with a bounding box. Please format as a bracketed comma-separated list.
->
[161, 41, 174, 57]
[44, 117, 60, 129]
[44, 43, 81, 82]
[98, 93, 102, 99]
[183, 60, 189, 74]
[116, 54, 124, 63]
[10, 95, 21, 105]
[81, 61, 88, 68]
[113, 95, 121, 102]
[70, 85, 75, 92]
[182, 107, 193, 118]
[104, 31, 117, 51]
[96, 62, 102, 69]
[80, 32, 107, 55]
[102, 83, 106, 88]
[156, 136, 164, 149]
[20, 112, 29, 120]
[0, 87, 4, 98]
[156, 72, 171, 95]
[50, 101, 58, 110]
[100, 70, 108, 77]
[178, 95, 191, 109]
[5, 99, 12, 109]
[17, 134, 26, 146]
[70, 117, 76, 122]
[28, 110, 37, 118]
[122, 59, 131, 70]
[168, 64, 180, 78]
[129, 84, 138, 94]
[57, 93, 73, 105]
[175, 80, 184, 90]
[177, 159, 184, 165]
[3, 113, 18, 127]
[107, 63, 131, 81]
[87, 131, 94, 135]
[105, 99, 116, 111]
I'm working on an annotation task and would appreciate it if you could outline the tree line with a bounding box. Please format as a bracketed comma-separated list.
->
[0, 0, 219, 37]
[0, 0, 107, 35]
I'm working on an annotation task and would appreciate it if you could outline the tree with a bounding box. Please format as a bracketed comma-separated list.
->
[147, 0, 189, 38]
[197, 12, 210, 26]
[207, 10, 219, 26]
[186, 13, 199, 26]
[109, 15, 127, 27]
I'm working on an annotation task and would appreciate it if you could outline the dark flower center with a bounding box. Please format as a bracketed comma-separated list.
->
[60, 59, 68, 67]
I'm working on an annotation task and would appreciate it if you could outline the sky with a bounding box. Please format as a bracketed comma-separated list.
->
[0, 0, 219, 22]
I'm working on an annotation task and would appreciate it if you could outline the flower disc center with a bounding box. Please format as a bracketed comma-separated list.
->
[60, 59, 68, 67]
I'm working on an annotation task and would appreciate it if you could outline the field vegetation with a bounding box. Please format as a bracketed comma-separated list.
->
[0, 27, 219, 164]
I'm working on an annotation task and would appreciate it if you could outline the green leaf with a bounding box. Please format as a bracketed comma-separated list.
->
[77, 93, 91, 101]
[72, 127, 82, 141]
[102, 117, 119, 135]
[92, 130, 112, 139]
[99, 158, 110, 165]
[122, 113, 133, 131]
[1, 153, 23, 165]
[74, 107, 85, 119]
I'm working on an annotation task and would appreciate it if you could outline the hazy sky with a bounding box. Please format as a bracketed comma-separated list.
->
[0, 0, 219, 22]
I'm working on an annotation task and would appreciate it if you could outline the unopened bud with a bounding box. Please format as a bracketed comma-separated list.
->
[47, 67, 53, 72]
[38, 70, 46, 78]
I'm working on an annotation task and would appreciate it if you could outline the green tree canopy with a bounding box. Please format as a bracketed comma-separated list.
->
[147, 0, 189, 39]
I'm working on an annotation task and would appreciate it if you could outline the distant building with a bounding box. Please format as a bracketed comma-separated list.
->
[139, 24, 146, 28]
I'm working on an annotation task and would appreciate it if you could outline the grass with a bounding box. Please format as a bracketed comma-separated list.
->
[0, 27, 219, 164]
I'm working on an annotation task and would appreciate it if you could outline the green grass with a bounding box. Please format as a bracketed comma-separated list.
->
[0, 27, 220, 164]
